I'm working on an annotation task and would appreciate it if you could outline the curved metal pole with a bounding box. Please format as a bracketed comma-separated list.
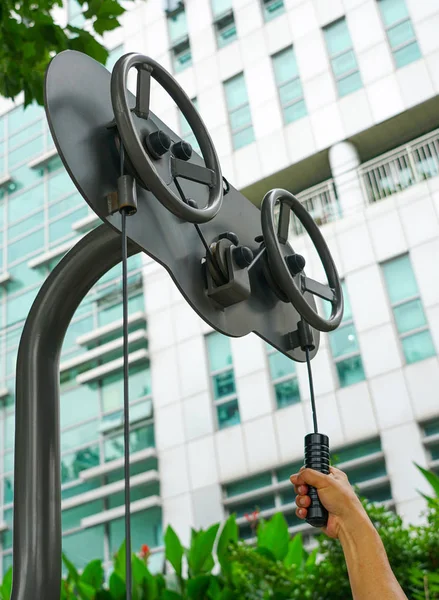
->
[11, 224, 140, 600]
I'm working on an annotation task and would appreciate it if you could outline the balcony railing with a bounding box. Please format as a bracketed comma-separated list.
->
[359, 128, 439, 204]
[290, 179, 341, 236]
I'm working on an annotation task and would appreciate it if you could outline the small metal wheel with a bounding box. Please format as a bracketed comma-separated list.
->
[261, 188, 343, 332]
[111, 53, 223, 224]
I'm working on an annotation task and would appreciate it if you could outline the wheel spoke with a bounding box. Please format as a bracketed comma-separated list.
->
[134, 65, 152, 120]
[302, 277, 335, 302]
[171, 157, 216, 187]
[277, 202, 290, 244]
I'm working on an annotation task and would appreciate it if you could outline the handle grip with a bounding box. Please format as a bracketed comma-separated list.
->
[304, 432, 330, 528]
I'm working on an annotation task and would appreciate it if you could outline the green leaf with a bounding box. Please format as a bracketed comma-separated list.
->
[188, 524, 220, 576]
[0, 568, 12, 600]
[95, 592, 114, 600]
[165, 525, 184, 578]
[305, 547, 318, 568]
[93, 16, 120, 36]
[415, 463, 439, 498]
[284, 534, 304, 568]
[109, 572, 126, 600]
[80, 559, 104, 590]
[186, 575, 212, 599]
[162, 592, 183, 600]
[62, 553, 80, 583]
[217, 515, 238, 577]
[114, 541, 127, 581]
[77, 581, 96, 600]
[257, 513, 289, 561]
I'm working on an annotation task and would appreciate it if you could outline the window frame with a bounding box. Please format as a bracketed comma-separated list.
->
[381, 254, 436, 365]
[323, 17, 362, 98]
[377, 0, 421, 69]
[272, 46, 307, 125]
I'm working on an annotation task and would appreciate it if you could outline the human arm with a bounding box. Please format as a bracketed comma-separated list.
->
[290, 467, 408, 600]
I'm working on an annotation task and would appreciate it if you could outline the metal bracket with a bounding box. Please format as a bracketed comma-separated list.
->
[206, 245, 251, 308]
[286, 319, 315, 352]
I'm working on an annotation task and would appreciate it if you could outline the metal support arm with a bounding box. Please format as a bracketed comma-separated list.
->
[12, 224, 139, 600]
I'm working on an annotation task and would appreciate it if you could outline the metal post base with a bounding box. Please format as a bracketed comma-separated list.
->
[12, 225, 139, 600]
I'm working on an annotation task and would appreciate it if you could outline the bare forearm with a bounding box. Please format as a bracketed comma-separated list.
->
[339, 515, 407, 600]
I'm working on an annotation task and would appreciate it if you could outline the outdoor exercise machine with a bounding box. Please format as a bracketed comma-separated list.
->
[11, 51, 343, 599]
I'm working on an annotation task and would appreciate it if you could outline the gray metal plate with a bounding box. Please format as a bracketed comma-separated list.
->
[44, 50, 320, 361]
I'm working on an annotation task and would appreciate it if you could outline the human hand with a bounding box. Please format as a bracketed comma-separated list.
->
[290, 466, 369, 539]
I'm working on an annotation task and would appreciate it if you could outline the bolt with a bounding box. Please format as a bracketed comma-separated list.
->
[286, 253, 306, 276]
[233, 246, 254, 268]
[144, 130, 171, 159]
[172, 140, 193, 161]
[185, 198, 198, 208]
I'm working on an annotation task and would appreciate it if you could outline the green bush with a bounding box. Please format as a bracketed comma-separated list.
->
[1, 467, 438, 600]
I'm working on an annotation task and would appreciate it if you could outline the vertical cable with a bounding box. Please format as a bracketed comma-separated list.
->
[120, 140, 132, 600]
[305, 346, 318, 434]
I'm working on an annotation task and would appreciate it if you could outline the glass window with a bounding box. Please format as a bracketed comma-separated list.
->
[335, 355, 365, 387]
[212, 0, 232, 15]
[224, 74, 254, 150]
[275, 379, 300, 408]
[6, 286, 39, 325]
[335, 438, 381, 464]
[49, 205, 88, 244]
[8, 182, 44, 223]
[48, 193, 83, 219]
[217, 398, 240, 429]
[61, 445, 100, 483]
[104, 423, 155, 461]
[168, 8, 188, 43]
[329, 323, 360, 358]
[172, 38, 193, 73]
[4, 475, 13, 504]
[326, 283, 366, 388]
[8, 104, 42, 136]
[212, 370, 236, 400]
[109, 507, 163, 554]
[9, 135, 44, 168]
[3, 508, 13, 549]
[206, 332, 240, 428]
[402, 330, 436, 364]
[262, 0, 285, 22]
[215, 11, 237, 48]
[272, 47, 307, 125]
[7, 227, 44, 264]
[62, 500, 103, 531]
[63, 315, 94, 351]
[60, 385, 100, 429]
[226, 471, 272, 497]
[7, 257, 45, 294]
[393, 298, 426, 334]
[268, 351, 295, 380]
[324, 19, 362, 97]
[382, 255, 418, 304]
[61, 420, 99, 452]
[8, 210, 44, 242]
[382, 255, 435, 364]
[179, 98, 200, 153]
[62, 526, 105, 568]
[206, 332, 233, 372]
[48, 168, 74, 202]
[378, 0, 421, 68]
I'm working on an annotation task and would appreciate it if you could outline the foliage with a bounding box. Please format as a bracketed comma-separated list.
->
[0, 0, 135, 106]
[2, 467, 439, 599]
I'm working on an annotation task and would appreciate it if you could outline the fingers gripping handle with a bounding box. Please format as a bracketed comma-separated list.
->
[304, 433, 330, 528]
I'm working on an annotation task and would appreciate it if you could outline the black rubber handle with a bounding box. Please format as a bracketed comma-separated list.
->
[304, 432, 330, 528]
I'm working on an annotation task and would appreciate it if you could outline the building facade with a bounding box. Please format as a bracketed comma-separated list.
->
[1, 0, 439, 578]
